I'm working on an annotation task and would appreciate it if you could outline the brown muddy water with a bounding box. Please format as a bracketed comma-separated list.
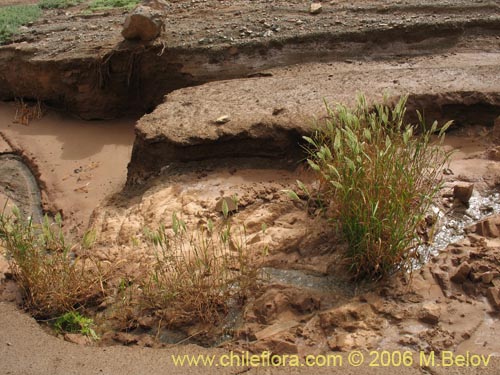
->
[0, 102, 136, 230]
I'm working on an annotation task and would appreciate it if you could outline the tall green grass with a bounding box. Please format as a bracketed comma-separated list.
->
[0, 5, 41, 43]
[39, 0, 84, 9]
[88, 0, 139, 11]
[303, 95, 451, 279]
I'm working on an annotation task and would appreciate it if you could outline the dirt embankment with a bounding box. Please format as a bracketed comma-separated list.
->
[0, 1, 499, 119]
[127, 56, 500, 183]
[1, 1, 500, 374]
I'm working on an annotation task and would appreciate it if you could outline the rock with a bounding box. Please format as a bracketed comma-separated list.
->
[493, 116, 500, 139]
[474, 217, 500, 238]
[252, 288, 321, 324]
[487, 146, 500, 161]
[328, 333, 356, 351]
[291, 294, 321, 313]
[1, 281, 22, 304]
[418, 303, 441, 325]
[479, 272, 496, 284]
[450, 262, 471, 284]
[112, 332, 139, 345]
[0, 251, 10, 281]
[309, 3, 323, 14]
[252, 338, 298, 355]
[254, 321, 299, 341]
[487, 287, 500, 310]
[453, 182, 474, 204]
[122, 6, 164, 42]
[215, 196, 238, 214]
[137, 316, 156, 330]
[319, 302, 375, 333]
[431, 269, 452, 297]
[214, 115, 230, 124]
[64, 333, 92, 346]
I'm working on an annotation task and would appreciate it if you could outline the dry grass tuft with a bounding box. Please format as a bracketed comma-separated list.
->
[0, 207, 108, 318]
[141, 213, 260, 327]
[14, 98, 44, 126]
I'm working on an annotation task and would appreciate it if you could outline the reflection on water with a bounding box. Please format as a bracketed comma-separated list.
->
[420, 191, 500, 261]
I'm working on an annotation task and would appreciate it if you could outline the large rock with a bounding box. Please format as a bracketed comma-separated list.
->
[122, 6, 164, 42]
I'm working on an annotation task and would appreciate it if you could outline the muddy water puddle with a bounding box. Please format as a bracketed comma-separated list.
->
[0, 102, 136, 229]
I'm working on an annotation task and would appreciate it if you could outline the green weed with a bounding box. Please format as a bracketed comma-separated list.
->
[302, 95, 451, 279]
[38, 0, 84, 9]
[0, 5, 41, 43]
[54, 311, 99, 340]
[88, 0, 139, 11]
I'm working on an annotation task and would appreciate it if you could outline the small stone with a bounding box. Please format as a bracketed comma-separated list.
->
[254, 321, 299, 341]
[309, 3, 323, 15]
[64, 333, 92, 346]
[328, 333, 355, 351]
[137, 316, 156, 329]
[450, 262, 471, 284]
[215, 196, 238, 214]
[453, 182, 474, 204]
[122, 5, 164, 42]
[214, 115, 230, 124]
[487, 287, 500, 310]
[474, 218, 500, 238]
[418, 303, 441, 325]
[480, 272, 496, 284]
[493, 116, 500, 139]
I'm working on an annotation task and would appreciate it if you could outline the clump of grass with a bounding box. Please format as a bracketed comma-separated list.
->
[88, 0, 139, 11]
[0, 5, 41, 43]
[39, 0, 84, 10]
[141, 212, 259, 327]
[302, 95, 451, 280]
[54, 311, 99, 340]
[0, 207, 107, 318]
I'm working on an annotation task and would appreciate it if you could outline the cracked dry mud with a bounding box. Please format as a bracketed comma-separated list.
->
[1, 0, 500, 374]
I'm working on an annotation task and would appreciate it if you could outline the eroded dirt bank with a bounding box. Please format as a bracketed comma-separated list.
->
[127, 52, 500, 182]
[0, 0, 499, 118]
[1, 1, 500, 374]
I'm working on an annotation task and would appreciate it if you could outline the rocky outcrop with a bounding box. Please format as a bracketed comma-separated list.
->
[127, 53, 500, 184]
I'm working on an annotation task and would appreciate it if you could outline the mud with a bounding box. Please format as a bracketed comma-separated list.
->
[0, 0, 500, 373]
[0, 102, 136, 230]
